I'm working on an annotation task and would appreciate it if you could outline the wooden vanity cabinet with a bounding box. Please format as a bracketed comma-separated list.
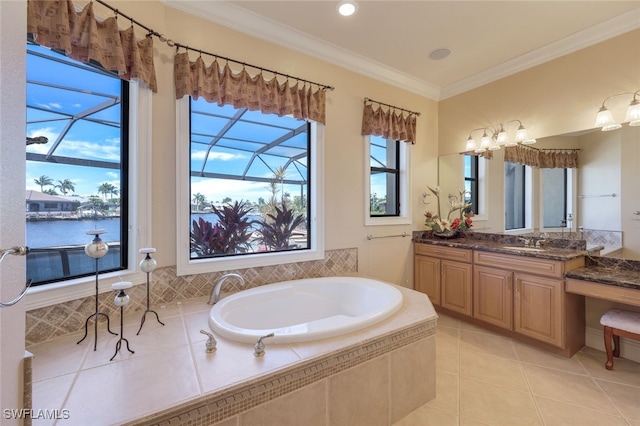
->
[414, 244, 473, 315]
[473, 265, 513, 329]
[513, 273, 563, 347]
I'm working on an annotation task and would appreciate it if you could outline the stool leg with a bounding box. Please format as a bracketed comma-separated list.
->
[604, 326, 614, 370]
[613, 334, 621, 358]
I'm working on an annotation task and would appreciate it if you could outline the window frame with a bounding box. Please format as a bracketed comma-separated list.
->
[24, 79, 152, 310]
[364, 135, 411, 226]
[175, 97, 325, 275]
[369, 137, 401, 217]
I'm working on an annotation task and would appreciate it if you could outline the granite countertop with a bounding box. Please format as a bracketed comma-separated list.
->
[412, 231, 597, 262]
[565, 256, 640, 290]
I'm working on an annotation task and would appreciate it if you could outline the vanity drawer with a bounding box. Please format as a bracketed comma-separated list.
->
[566, 278, 640, 307]
[473, 251, 565, 278]
[414, 244, 472, 263]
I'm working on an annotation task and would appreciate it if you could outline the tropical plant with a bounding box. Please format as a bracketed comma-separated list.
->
[190, 200, 256, 256]
[255, 203, 306, 251]
[55, 178, 75, 195]
[43, 188, 58, 195]
[34, 175, 53, 192]
[97, 182, 116, 201]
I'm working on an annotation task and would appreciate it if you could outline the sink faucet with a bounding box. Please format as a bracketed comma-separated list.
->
[208, 273, 245, 305]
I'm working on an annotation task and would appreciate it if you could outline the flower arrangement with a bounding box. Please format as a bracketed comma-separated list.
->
[424, 186, 474, 233]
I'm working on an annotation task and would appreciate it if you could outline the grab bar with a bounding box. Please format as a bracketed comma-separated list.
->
[0, 246, 32, 307]
[367, 232, 409, 240]
[579, 193, 617, 199]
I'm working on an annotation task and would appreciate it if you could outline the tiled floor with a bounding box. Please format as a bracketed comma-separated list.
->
[396, 313, 640, 426]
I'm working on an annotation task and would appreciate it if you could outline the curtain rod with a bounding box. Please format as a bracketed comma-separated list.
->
[364, 98, 421, 116]
[514, 145, 581, 152]
[93, 0, 335, 91]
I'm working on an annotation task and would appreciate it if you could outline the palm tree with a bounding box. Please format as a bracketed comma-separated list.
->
[193, 192, 206, 212]
[55, 178, 75, 195]
[274, 165, 287, 204]
[97, 183, 116, 201]
[34, 175, 53, 192]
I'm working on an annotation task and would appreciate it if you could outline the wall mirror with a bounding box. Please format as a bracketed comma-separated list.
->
[437, 125, 640, 260]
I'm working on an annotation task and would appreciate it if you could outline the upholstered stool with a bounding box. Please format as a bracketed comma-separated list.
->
[600, 309, 640, 370]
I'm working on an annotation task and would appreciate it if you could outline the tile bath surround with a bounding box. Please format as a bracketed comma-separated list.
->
[28, 286, 437, 425]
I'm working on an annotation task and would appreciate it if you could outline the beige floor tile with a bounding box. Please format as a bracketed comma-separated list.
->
[627, 418, 640, 426]
[523, 364, 618, 415]
[512, 340, 588, 375]
[576, 346, 640, 388]
[595, 379, 640, 420]
[426, 370, 458, 414]
[459, 376, 542, 426]
[535, 396, 628, 426]
[63, 346, 200, 425]
[437, 328, 460, 374]
[459, 349, 529, 391]
[459, 417, 493, 426]
[28, 333, 88, 382]
[436, 313, 461, 329]
[394, 405, 458, 426]
[31, 373, 75, 426]
[459, 329, 518, 360]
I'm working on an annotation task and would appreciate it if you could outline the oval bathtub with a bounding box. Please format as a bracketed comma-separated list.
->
[208, 276, 403, 344]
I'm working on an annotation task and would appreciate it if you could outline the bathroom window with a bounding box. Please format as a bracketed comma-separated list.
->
[464, 155, 479, 215]
[542, 167, 574, 229]
[24, 41, 151, 305]
[504, 161, 531, 230]
[176, 98, 324, 275]
[365, 135, 410, 225]
[25, 43, 129, 286]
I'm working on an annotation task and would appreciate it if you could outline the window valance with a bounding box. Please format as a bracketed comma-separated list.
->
[361, 103, 417, 144]
[174, 53, 327, 125]
[504, 145, 579, 168]
[27, 0, 157, 92]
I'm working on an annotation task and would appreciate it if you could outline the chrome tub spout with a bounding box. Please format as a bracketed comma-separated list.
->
[209, 273, 245, 305]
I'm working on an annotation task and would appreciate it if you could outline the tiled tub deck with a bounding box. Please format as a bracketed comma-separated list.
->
[28, 286, 437, 425]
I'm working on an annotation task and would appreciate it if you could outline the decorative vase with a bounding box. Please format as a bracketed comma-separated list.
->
[433, 229, 457, 239]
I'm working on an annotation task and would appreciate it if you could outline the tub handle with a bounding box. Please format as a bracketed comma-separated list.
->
[254, 333, 275, 357]
[200, 329, 217, 353]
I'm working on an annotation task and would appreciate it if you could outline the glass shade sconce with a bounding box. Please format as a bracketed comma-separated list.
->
[77, 229, 117, 350]
[110, 281, 135, 361]
[464, 120, 536, 154]
[136, 248, 164, 335]
[595, 89, 640, 131]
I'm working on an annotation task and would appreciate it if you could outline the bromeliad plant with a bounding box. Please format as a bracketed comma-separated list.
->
[254, 203, 306, 251]
[424, 186, 474, 232]
[190, 200, 256, 256]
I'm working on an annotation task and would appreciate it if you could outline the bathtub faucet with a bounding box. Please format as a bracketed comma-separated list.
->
[209, 273, 245, 305]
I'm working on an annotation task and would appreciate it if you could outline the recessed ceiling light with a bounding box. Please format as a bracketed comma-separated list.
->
[429, 48, 451, 61]
[336, 0, 358, 17]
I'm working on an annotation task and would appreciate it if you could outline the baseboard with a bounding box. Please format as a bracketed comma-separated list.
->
[585, 326, 640, 364]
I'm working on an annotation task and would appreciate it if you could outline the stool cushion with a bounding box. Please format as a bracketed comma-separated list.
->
[600, 309, 640, 335]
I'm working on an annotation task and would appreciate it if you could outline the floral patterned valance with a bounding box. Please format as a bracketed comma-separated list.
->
[361, 103, 417, 144]
[504, 145, 579, 168]
[174, 53, 327, 124]
[27, 0, 157, 92]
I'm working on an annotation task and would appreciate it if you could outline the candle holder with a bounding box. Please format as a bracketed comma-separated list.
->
[136, 248, 164, 335]
[110, 281, 135, 361]
[77, 230, 117, 350]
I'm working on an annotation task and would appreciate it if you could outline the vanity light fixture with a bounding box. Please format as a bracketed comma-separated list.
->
[336, 0, 358, 16]
[595, 90, 640, 131]
[464, 120, 536, 153]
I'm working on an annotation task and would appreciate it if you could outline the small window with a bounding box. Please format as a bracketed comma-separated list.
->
[464, 155, 479, 215]
[25, 43, 129, 286]
[504, 161, 527, 230]
[370, 136, 400, 216]
[542, 168, 568, 228]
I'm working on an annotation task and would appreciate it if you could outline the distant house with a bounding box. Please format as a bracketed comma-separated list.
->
[26, 190, 81, 213]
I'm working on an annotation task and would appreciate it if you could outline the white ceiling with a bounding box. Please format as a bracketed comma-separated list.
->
[165, 1, 640, 100]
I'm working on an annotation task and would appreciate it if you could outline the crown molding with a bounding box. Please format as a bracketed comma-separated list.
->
[163, 1, 639, 101]
[161, 0, 441, 100]
[440, 8, 640, 100]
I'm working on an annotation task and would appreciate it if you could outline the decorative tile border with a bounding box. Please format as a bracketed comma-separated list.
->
[25, 248, 357, 346]
[125, 319, 437, 426]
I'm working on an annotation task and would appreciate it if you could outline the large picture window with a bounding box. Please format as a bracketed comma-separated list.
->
[25, 43, 129, 286]
[186, 98, 316, 266]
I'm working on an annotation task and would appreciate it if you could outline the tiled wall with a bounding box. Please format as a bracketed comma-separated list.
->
[26, 248, 358, 346]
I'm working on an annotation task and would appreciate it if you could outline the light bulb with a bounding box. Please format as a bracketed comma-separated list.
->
[625, 98, 640, 126]
[496, 126, 508, 145]
[515, 125, 528, 142]
[336, 0, 358, 16]
[465, 136, 476, 152]
[480, 132, 491, 150]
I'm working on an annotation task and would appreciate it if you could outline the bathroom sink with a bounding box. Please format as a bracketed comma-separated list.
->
[502, 246, 546, 252]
